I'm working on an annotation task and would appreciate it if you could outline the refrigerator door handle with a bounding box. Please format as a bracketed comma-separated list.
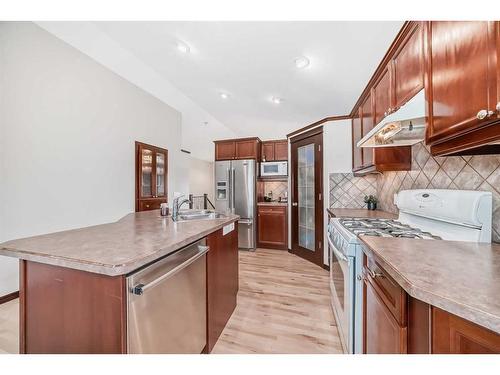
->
[231, 168, 236, 213]
[227, 168, 231, 209]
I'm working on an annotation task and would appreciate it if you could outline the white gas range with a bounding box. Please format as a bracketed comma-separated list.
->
[327, 189, 493, 354]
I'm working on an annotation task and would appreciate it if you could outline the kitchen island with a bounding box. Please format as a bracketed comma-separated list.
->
[0, 210, 240, 354]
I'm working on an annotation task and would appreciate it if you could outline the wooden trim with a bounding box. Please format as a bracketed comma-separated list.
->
[349, 21, 419, 117]
[0, 290, 18, 305]
[286, 115, 350, 138]
[289, 125, 324, 143]
[214, 136, 261, 144]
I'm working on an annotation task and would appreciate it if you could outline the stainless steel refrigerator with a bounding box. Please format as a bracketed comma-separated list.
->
[215, 159, 256, 250]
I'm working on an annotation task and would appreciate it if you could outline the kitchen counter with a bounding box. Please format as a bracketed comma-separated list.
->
[0, 210, 239, 276]
[360, 236, 500, 334]
[327, 208, 397, 219]
[257, 201, 288, 206]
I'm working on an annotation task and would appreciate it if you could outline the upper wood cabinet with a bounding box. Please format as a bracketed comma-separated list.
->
[261, 140, 288, 161]
[215, 140, 236, 160]
[372, 66, 394, 125]
[425, 21, 500, 155]
[392, 22, 424, 109]
[215, 137, 261, 161]
[352, 111, 363, 170]
[361, 94, 374, 168]
[135, 142, 168, 212]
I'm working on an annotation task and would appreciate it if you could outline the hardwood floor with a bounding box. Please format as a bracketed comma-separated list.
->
[211, 248, 343, 354]
[0, 248, 342, 354]
[0, 298, 19, 354]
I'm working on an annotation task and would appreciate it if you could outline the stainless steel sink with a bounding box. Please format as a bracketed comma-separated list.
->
[175, 210, 226, 222]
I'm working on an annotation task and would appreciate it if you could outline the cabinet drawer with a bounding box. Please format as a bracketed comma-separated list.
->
[258, 206, 286, 214]
[138, 199, 165, 212]
[364, 255, 407, 325]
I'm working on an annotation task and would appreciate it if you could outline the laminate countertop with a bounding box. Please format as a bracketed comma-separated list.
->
[0, 210, 239, 276]
[327, 208, 398, 219]
[257, 202, 288, 207]
[360, 236, 500, 334]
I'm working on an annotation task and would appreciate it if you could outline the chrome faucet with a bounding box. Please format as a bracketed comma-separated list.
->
[172, 195, 192, 222]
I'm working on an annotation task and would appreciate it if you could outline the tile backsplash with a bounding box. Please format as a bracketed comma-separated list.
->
[329, 142, 500, 242]
[263, 181, 288, 201]
[329, 173, 377, 209]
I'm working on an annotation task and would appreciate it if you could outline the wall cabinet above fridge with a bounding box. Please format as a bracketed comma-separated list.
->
[214, 137, 261, 161]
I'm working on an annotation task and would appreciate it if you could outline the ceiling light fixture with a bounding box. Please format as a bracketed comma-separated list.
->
[271, 96, 283, 104]
[176, 41, 190, 54]
[220, 93, 229, 100]
[294, 56, 310, 69]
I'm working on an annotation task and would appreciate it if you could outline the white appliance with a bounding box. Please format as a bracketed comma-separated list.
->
[260, 161, 288, 177]
[215, 159, 256, 249]
[327, 189, 492, 354]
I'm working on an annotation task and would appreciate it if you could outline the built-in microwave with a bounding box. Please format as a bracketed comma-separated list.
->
[260, 161, 288, 177]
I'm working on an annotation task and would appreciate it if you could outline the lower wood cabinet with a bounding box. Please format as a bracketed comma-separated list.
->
[206, 224, 239, 352]
[363, 252, 500, 354]
[257, 205, 287, 250]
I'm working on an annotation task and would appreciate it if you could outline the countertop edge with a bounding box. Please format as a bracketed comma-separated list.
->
[0, 216, 239, 277]
[360, 238, 500, 334]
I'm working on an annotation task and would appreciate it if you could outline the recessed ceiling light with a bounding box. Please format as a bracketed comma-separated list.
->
[220, 93, 229, 100]
[176, 41, 190, 53]
[294, 56, 310, 69]
[271, 96, 283, 104]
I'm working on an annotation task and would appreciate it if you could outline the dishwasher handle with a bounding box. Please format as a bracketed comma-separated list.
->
[132, 245, 209, 296]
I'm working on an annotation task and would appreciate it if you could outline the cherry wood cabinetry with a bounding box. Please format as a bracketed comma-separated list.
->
[215, 137, 261, 161]
[19, 261, 127, 354]
[361, 94, 374, 168]
[392, 22, 424, 109]
[257, 205, 287, 250]
[424, 21, 500, 155]
[262, 140, 288, 161]
[352, 110, 363, 170]
[363, 250, 500, 354]
[206, 225, 239, 353]
[135, 142, 168, 212]
[372, 66, 394, 125]
[432, 307, 500, 354]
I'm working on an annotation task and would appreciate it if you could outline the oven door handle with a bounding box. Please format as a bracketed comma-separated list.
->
[328, 236, 348, 262]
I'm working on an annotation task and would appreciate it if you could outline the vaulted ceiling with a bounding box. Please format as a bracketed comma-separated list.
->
[94, 21, 403, 140]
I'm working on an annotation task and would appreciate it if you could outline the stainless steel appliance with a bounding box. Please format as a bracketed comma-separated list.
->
[327, 189, 492, 354]
[127, 239, 209, 353]
[260, 161, 288, 177]
[215, 159, 256, 249]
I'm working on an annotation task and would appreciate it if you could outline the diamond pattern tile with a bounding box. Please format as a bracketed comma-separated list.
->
[374, 142, 500, 243]
[329, 173, 377, 210]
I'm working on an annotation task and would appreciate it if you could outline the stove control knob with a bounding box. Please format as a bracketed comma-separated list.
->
[357, 275, 362, 281]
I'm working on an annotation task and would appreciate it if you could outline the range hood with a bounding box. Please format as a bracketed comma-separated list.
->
[357, 89, 426, 148]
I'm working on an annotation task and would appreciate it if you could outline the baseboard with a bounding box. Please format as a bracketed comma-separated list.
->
[0, 291, 19, 305]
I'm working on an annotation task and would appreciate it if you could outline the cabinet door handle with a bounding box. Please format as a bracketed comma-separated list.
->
[368, 268, 385, 279]
[477, 109, 494, 120]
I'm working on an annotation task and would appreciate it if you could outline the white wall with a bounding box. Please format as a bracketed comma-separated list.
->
[0, 22, 188, 296]
[323, 119, 352, 265]
[36, 21, 237, 162]
[188, 157, 215, 203]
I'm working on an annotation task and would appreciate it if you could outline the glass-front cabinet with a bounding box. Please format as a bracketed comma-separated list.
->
[136, 142, 168, 211]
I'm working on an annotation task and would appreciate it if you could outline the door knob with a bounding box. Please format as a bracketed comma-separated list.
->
[477, 109, 494, 120]
[292, 202, 298, 206]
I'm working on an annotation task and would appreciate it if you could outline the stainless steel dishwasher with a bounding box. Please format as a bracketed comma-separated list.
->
[127, 238, 209, 354]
